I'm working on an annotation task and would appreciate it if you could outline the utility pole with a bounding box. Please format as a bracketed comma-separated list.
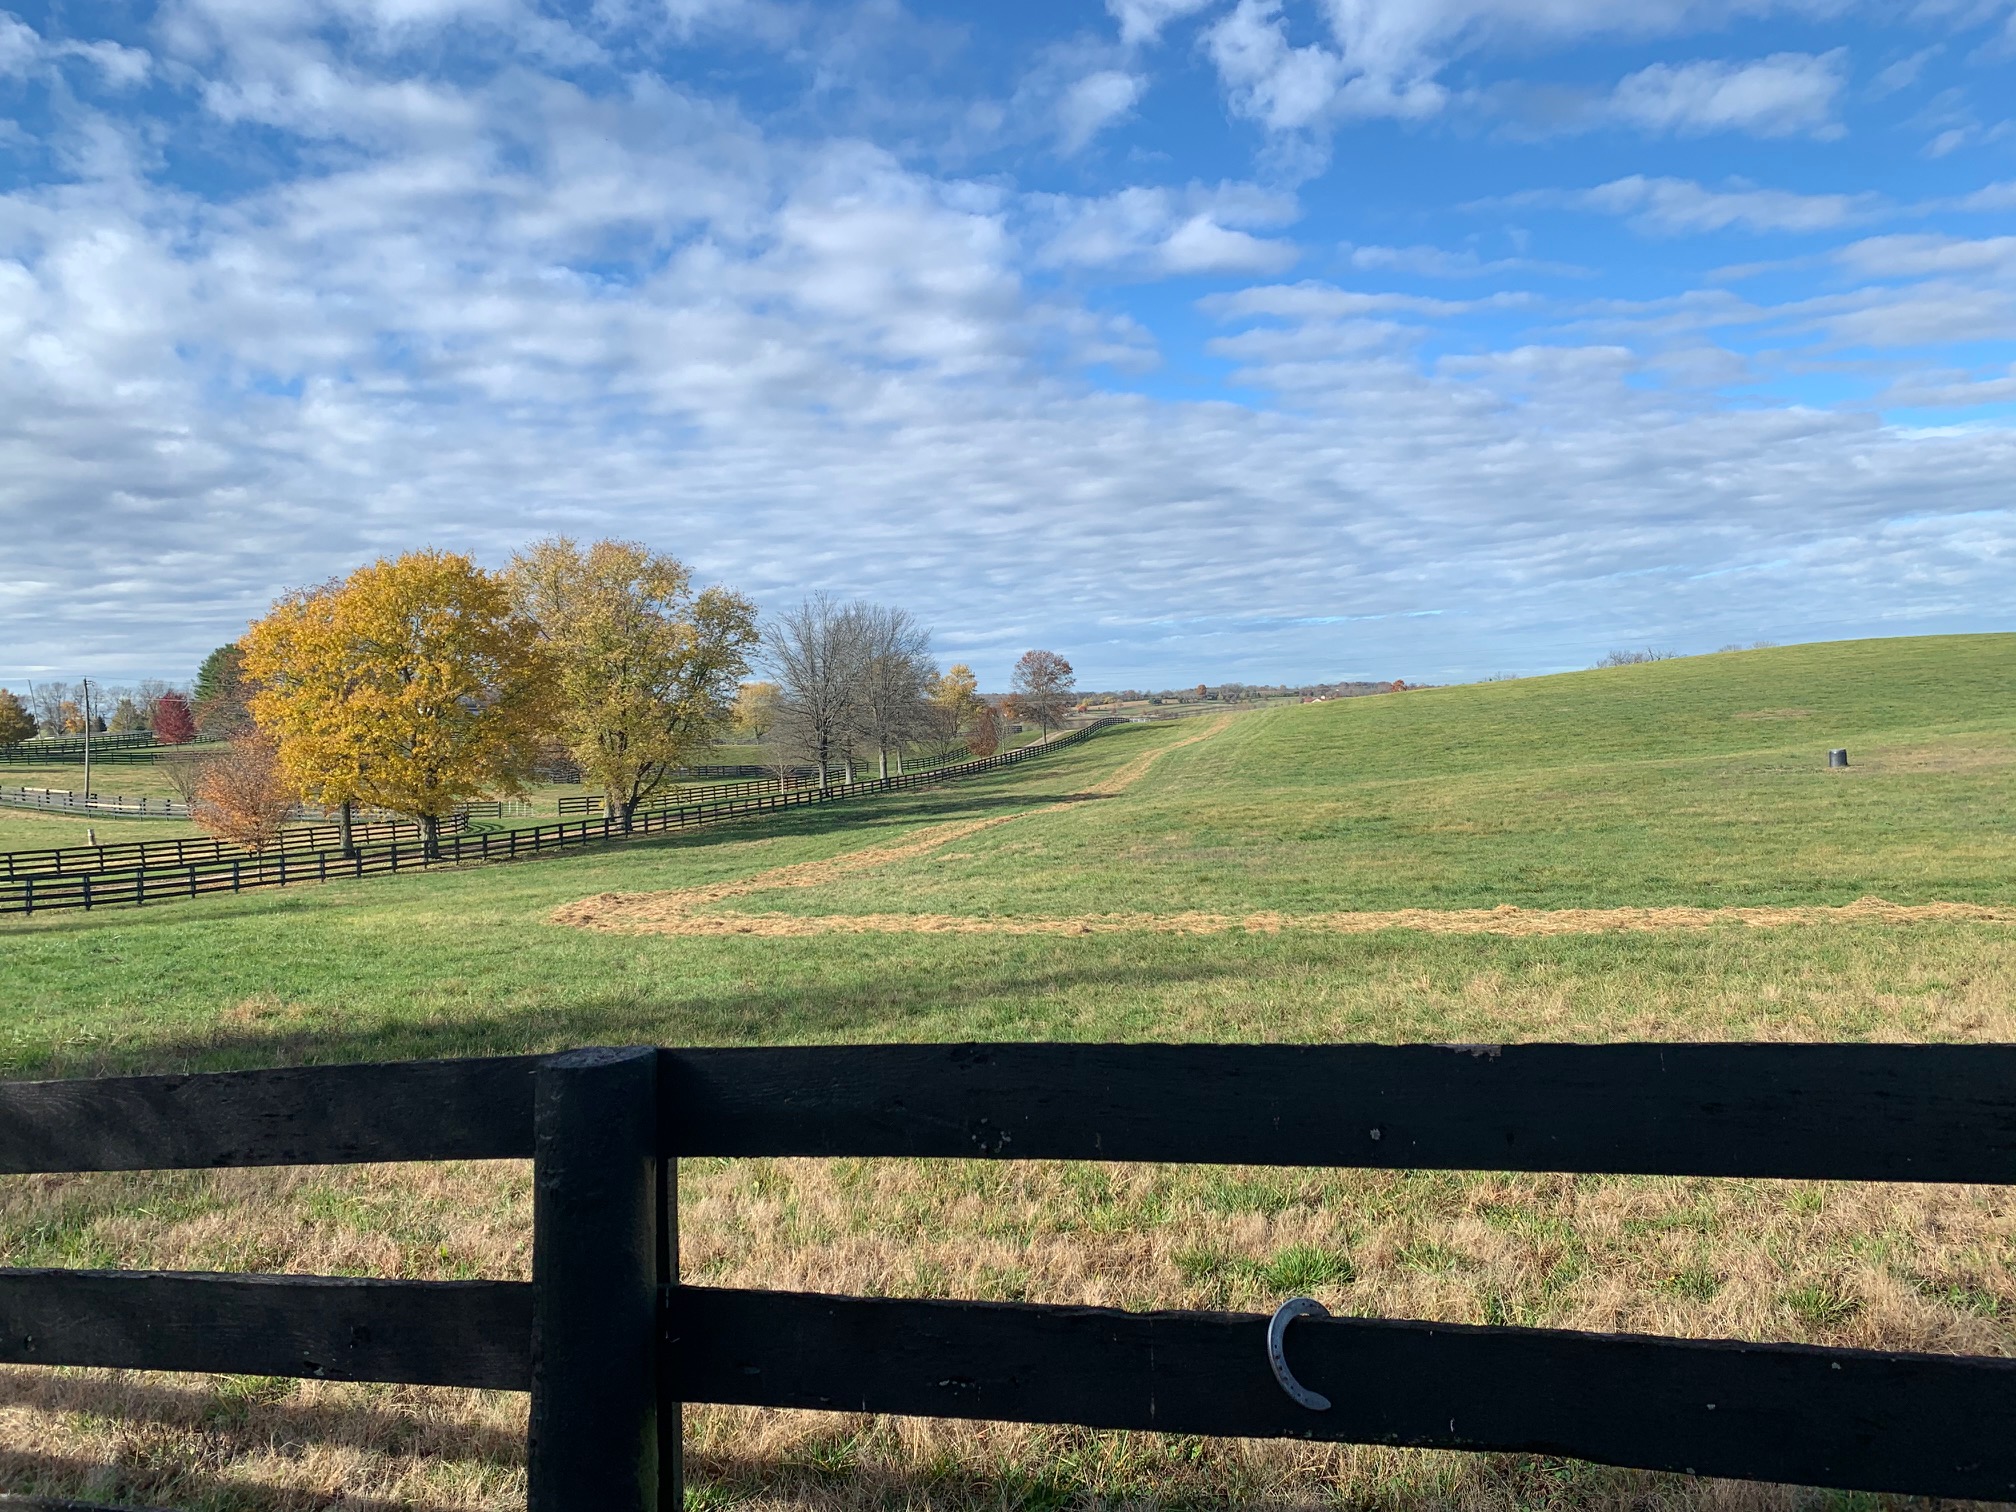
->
[81, 678, 92, 799]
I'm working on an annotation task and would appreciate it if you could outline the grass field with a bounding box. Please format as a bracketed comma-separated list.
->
[1, 634, 2013, 1510]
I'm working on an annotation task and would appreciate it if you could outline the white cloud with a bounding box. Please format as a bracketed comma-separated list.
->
[1345, 242, 1588, 277]
[1957, 180, 2016, 210]
[1055, 68, 1147, 153]
[1204, 0, 1359, 131]
[1194, 0, 1864, 132]
[1834, 233, 2016, 277]
[1574, 175, 1881, 234]
[1106, 0, 1217, 47]
[1202, 280, 1523, 320]
[0, 12, 39, 74]
[1608, 51, 1847, 138]
[1032, 183, 1300, 276]
[0, 11, 151, 85]
[1879, 363, 2016, 407]
[1869, 44, 1941, 97]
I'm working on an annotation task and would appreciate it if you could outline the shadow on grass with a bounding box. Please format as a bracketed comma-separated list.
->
[36, 946, 1257, 1079]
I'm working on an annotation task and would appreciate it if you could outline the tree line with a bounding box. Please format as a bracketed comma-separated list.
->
[0, 648, 261, 751]
[149, 541, 1076, 857]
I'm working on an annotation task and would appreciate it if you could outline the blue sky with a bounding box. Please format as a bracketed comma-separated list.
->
[1, 0, 2013, 689]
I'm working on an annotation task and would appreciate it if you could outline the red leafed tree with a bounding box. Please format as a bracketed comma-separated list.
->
[965, 702, 1002, 758]
[152, 691, 198, 744]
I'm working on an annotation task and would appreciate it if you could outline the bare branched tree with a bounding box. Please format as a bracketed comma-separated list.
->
[853, 606, 936, 779]
[157, 747, 219, 807]
[1009, 649, 1076, 739]
[766, 594, 872, 790]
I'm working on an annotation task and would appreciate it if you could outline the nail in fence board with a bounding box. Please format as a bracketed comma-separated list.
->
[669, 1287, 2016, 1501]
[0, 1270, 529, 1389]
[662, 1042, 2016, 1182]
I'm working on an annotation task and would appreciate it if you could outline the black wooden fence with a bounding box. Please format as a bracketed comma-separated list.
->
[555, 750, 971, 817]
[556, 772, 823, 816]
[0, 813, 469, 882]
[0, 721, 1118, 916]
[0, 1041, 2012, 1512]
[0, 733, 161, 766]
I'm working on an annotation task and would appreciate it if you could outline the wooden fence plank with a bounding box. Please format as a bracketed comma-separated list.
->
[0, 1270, 530, 1389]
[0, 1056, 542, 1173]
[669, 1286, 2016, 1501]
[660, 1042, 2016, 1183]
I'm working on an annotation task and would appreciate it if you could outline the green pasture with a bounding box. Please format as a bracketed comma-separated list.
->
[3, 634, 2013, 1078]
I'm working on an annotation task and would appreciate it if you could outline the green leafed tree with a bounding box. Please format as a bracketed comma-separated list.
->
[193, 643, 252, 738]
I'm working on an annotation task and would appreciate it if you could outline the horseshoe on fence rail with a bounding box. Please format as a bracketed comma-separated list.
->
[1266, 1296, 1332, 1411]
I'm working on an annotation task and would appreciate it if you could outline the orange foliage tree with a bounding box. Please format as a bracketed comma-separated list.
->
[193, 732, 298, 853]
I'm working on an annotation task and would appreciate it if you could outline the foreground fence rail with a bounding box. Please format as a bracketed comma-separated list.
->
[0, 721, 1118, 915]
[0, 1041, 2012, 1511]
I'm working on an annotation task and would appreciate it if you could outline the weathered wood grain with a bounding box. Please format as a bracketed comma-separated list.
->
[662, 1042, 2016, 1182]
[529, 1047, 664, 1512]
[0, 1056, 542, 1173]
[670, 1286, 2016, 1500]
[0, 1270, 530, 1388]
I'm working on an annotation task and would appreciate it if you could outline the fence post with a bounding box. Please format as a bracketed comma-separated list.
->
[529, 1046, 666, 1512]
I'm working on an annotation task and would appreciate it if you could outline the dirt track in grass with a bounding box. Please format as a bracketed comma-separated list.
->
[555, 718, 2016, 940]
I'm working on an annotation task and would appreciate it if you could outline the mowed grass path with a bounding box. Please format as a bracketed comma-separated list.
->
[1, 635, 2013, 1511]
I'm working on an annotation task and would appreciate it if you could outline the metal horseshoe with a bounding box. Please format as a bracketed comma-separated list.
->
[1266, 1296, 1332, 1411]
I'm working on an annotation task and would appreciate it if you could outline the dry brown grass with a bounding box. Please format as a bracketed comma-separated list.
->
[2, 1143, 2011, 1509]
[558, 895, 2016, 941]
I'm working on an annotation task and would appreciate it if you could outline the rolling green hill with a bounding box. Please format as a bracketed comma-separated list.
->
[3, 633, 2011, 1072]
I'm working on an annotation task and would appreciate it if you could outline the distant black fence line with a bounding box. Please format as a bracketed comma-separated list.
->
[0, 1041, 2012, 1511]
[555, 749, 969, 817]
[1, 784, 535, 825]
[0, 732, 166, 766]
[0, 722, 1119, 916]
[0, 812, 471, 883]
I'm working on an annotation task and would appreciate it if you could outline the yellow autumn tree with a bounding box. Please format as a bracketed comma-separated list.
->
[929, 663, 986, 749]
[243, 550, 553, 856]
[0, 689, 33, 747]
[240, 580, 365, 852]
[507, 537, 759, 828]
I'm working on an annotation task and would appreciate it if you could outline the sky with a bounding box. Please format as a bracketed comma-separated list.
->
[1, 0, 2013, 691]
